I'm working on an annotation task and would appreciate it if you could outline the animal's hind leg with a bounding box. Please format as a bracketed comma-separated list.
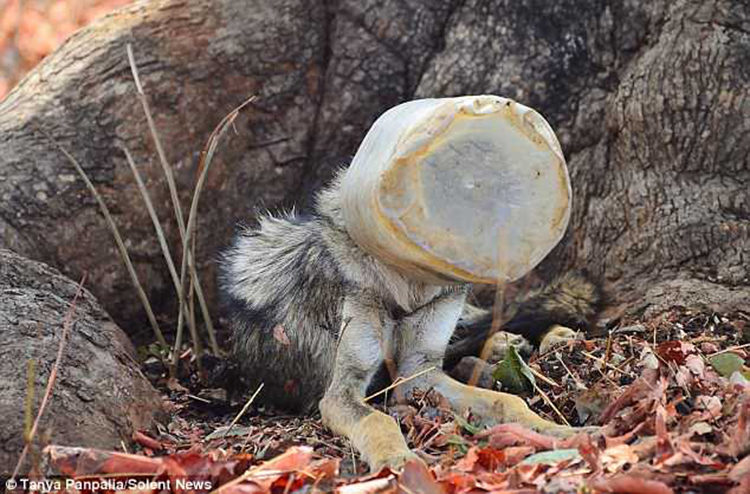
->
[319, 294, 418, 471]
[395, 289, 578, 436]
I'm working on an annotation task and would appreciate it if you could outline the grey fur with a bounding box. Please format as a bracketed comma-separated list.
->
[220, 170, 600, 413]
[220, 170, 459, 412]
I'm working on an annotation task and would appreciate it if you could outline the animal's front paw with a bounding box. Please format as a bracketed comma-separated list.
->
[539, 325, 580, 354]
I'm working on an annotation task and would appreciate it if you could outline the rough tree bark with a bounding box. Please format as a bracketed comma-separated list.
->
[0, 0, 747, 334]
[0, 249, 164, 475]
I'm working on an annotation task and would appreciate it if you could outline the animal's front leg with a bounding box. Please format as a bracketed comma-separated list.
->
[395, 288, 578, 436]
[319, 294, 419, 471]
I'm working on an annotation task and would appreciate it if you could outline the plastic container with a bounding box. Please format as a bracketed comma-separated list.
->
[341, 95, 571, 284]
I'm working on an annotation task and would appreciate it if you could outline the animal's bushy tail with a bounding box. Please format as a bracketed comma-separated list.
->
[444, 272, 602, 368]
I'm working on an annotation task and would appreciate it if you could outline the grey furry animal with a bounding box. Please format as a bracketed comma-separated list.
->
[220, 170, 600, 469]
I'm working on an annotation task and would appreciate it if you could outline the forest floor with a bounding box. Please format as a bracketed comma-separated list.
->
[44, 307, 750, 493]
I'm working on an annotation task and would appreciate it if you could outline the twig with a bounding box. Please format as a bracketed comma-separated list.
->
[187, 394, 211, 403]
[45, 134, 167, 347]
[221, 383, 264, 438]
[531, 380, 571, 427]
[12, 275, 86, 479]
[556, 353, 586, 390]
[707, 342, 750, 357]
[529, 366, 560, 388]
[581, 350, 634, 377]
[363, 366, 436, 402]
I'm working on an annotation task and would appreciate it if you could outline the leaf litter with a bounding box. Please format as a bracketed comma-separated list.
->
[36, 308, 750, 493]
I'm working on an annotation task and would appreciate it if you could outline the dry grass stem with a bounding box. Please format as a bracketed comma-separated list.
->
[363, 366, 436, 403]
[127, 44, 218, 359]
[222, 383, 265, 438]
[12, 274, 86, 479]
[120, 144, 181, 294]
[529, 366, 560, 388]
[556, 353, 586, 390]
[187, 275, 203, 369]
[530, 380, 571, 427]
[707, 342, 750, 357]
[23, 359, 35, 442]
[124, 142, 203, 362]
[172, 94, 257, 370]
[580, 350, 634, 377]
[47, 136, 167, 348]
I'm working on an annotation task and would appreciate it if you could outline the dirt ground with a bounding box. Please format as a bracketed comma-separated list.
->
[41, 307, 750, 493]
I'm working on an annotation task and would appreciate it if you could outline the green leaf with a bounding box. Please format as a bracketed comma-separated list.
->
[445, 434, 469, 455]
[521, 448, 581, 465]
[452, 412, 481, 435]
[710, 353, 746, 378]
[492, 345, 535, 394]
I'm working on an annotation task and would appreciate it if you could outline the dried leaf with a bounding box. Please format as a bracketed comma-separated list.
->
[399, 459, 445, 494]
[132, 430, 162, 451]
[588, 474, 674, 494]
[600, 444, 638, 473]
[338, 476, 396, 494]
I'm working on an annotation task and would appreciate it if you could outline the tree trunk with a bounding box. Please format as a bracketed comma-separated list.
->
[0, 0, 747, 334]
[0, 249, 164, 476]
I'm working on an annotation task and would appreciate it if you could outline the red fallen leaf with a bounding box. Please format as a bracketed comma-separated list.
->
[656, 341, 695, 364]
[503, 446, 536, 465]
[476, 424, 557, 450]
[475, 448, 507, 471]
[162, 449, 251, 486]
[338, 475, 397, 494]
[133, 430, 163, 451]
[273, 324, 291, 346]
[399, 459, 445, 494]
[599, 369, 658, 424]
[473, 471, 511, 491]
[309, 457, 340, 480]
[604, 422, 646, 448]
[729, 477, 750, 494]
[44, 445, 164, 476]
[654, 406, 673, 462]
[455, 447, 480, 472]
[214, 446, 314, 493]
[671, 439, 724, 469]
[729, 454, 750, 482]
[588, 474, 674, 494]
[729, 397, 750, 457]
[433, 471, 476, 492]
[577, 433, 602, 472]
[690, 472, 733, 487]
